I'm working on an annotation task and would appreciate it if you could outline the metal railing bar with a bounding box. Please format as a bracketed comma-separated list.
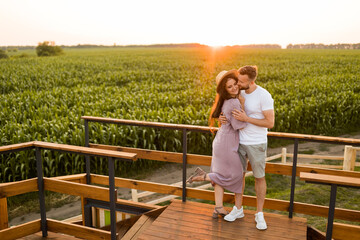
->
[289, 139, 299, 218]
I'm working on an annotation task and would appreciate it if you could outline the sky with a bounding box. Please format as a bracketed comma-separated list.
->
[1, 0, 360, 48]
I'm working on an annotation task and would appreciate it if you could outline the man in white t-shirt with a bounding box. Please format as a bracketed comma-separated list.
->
[222, 65, 274, 230]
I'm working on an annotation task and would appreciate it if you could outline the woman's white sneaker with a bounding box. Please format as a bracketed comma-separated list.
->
[255, 212, 267, 230]
[224, 206, 244, 222]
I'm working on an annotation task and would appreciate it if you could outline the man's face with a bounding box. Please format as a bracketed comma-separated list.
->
[237, 74, 251, 90]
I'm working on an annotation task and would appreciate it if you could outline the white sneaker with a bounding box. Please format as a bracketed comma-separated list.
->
[224, 206, 244, 222]
[255, 212, 267, 230]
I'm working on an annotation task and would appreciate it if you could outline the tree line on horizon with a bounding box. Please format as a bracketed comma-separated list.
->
[2, 42, 360, 53]
[286, 43, 360, 49]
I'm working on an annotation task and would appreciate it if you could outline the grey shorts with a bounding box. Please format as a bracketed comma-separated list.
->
[238, 143, 267, 178]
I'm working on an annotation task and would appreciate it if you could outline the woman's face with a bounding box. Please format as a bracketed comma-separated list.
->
[225, 78, 239, 97]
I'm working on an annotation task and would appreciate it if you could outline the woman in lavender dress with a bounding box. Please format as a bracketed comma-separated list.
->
[187, 69, 246, 218]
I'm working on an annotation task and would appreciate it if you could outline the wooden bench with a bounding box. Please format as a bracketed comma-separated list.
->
[300, 172, 360, 240]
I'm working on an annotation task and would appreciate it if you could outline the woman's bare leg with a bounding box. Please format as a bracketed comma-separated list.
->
[235, 173, 246, 208]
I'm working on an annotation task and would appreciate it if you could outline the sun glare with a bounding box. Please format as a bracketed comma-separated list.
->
[210, 45, 224, 50]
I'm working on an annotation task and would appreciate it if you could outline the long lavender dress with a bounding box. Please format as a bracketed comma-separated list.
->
[208, 98, 246, 193]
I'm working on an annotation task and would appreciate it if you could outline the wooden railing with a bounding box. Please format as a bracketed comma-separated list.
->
[0, 118, 359, 239]
[274, 145, 359, 171]
[82, 116, 360, 218]
[0, 141, 140, 240]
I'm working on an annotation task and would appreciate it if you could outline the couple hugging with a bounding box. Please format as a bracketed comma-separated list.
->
[187, 65, 274, 230]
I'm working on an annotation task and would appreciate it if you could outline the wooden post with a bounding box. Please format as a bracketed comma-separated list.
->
[0, 198, 8, 230]
[80, 176, 87, 226]
[131, 189, 138, 202]
[282, 148, 287, 163]
[343, 146, 356, 171]
[81, 197, 87, 226]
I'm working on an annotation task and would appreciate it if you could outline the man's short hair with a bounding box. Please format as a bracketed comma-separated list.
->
[238, 65, 258, 80]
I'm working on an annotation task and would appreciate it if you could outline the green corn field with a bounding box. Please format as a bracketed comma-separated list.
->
[1, 47, 359, 182]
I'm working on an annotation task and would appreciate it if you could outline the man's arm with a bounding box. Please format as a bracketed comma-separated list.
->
[232, 109, 274, 129]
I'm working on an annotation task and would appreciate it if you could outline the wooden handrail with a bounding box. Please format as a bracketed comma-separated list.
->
[0, 141, 137, 161]
[33, 141, 137, 160]
[268, 131, 360, 145]
[81, 116, 212, 132]
[82, 116, 360, 145]
[0, 141, 35, 153]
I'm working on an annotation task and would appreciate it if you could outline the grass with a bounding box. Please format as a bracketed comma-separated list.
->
[299, 149, 315, 154]
[318, 143, 331, 152]
[8, 191, 80, 221]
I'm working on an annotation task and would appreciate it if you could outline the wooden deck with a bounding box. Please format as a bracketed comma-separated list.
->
[137, 199, 308, 240]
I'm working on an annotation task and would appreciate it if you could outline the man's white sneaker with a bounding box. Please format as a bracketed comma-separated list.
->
[224, 206, 244, 222]
[255, 212, 267, 230]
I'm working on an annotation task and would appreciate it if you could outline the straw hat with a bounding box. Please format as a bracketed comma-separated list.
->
[215, 69, 238, 86]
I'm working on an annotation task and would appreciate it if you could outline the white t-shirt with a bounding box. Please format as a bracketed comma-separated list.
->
[239, 85, 274, 145]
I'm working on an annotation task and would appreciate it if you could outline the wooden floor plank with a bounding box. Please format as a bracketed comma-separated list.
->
[166, 204, 307, 231]
[156, 212, 305, 238]
[137, 200, 307, 240]
[153, 217, 303, 240]
[142, 226, 235, 240]
[171, 199, 307, 223]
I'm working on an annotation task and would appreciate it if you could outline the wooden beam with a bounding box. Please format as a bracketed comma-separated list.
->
[115, 198, 162, 211]
[47, 219, 112, 240]
[90, 144, 360, 179]
[0, 198, 8, 230]
[33, 141, 137, 161]
[0, 178, 38, 198]
[266, 153, 283, 161]
[90, 144, 211, 166]
[121, 215, 152, 240]
[52, 173, 87, 183]
[44, 178, 115, 202]
[0, 219, 41, 240]
[332, 222, 360, 240]
[90, 175, 162, 210]
[300, 172, 360, 188]
[266, 162, 360, 178]
[286, 153, 343, 161]
[91, 174, 183, 196]
[295, 164, 343, 169]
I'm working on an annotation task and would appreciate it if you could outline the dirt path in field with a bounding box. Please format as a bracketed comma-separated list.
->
[9, 132, 360, 226]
